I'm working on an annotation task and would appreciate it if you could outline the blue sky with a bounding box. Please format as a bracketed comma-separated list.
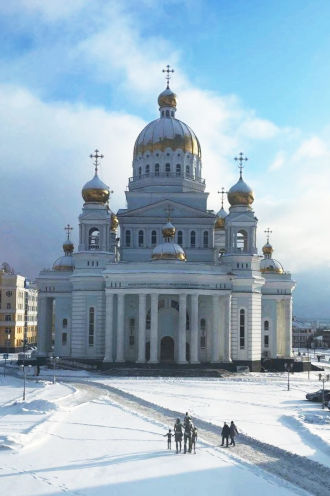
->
[0, 0, 329, 317]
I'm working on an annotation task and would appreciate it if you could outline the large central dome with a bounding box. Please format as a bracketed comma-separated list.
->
[130, 84, 204, 193]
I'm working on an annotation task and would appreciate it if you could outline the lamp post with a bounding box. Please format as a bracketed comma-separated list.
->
[319, 373, 330, 409]
[50, 356, 59, 384]
[284, 362, 294, 391]
[20, 364, 32, 401]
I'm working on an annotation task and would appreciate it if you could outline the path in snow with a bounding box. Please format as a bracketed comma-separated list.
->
[79, 380, 330, 496]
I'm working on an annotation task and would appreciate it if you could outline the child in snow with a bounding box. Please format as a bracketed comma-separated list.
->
[191, 426, 198, 453]
[164, 429, 174, 449]
[174, 418, 183, 453]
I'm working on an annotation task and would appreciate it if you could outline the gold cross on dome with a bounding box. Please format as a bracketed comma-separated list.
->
[264, 227, 272, 243]
[64, 224, 73, 240]
[234, 152, 248, 178]
[217, 187, 227, 208]
[164, 204, 174, 222]
[89, 149, 104, 173]
[162, 64, 174, 88]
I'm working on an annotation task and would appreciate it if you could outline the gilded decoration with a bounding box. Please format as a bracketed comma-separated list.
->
[111, 213, 119, 231]
[134, 131, 201, 158]
[214, 216, 225, 229]
[227, 190, 254, 206]
[82, 188, 109, 203]
[152, 251, 186, 261]
[260, 265, 283, 274]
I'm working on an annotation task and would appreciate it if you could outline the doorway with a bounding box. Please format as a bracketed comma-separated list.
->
[160, 336, 175, 362]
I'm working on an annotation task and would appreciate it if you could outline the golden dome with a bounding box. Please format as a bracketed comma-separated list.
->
[262, 242, 273, 256]
[82, 173, 110, 203]
[215, 207, 227, 230]
[162, 221, 176, 238]
[63, 239, 74, 254]
[158, 87, 177, 108]
[152, 247, 186, 261]
[111, 213, 119, 232]
[260, 259, 284, 274]
[227, 177, 254, 206]
[53, 255, 74, 272]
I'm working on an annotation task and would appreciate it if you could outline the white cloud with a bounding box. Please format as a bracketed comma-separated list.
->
[293, 136, 328, 161]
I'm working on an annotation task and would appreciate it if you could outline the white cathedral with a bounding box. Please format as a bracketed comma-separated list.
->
[36, 73, 295, 371]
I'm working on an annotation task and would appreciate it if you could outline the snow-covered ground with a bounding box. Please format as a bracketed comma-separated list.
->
[0, 371, 307, 496]
[105, 371, 330, 467]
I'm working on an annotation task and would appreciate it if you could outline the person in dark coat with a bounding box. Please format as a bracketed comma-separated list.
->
[164, 429, 174, 449]
[184, 419, 193, 453]
[221, 422, 230, 447]
[191, 426, 198, 454]
[174, 418, 183, 453]
[229, 421, 239, 446]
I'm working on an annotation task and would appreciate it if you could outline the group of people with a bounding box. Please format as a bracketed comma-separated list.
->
[164, 412, 239, 453]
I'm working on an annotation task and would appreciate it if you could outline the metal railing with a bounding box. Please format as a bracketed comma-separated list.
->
[129, 172, 205, 184]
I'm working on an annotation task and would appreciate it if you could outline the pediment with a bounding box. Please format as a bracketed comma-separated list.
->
[118, 199, 215, 219]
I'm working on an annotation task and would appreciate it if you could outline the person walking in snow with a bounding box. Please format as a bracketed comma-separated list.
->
[191, 426, 198, 454]
[184, 419, 193, 453]
[174, 418, 183, 453]
[164, 429, 174, 449]
[221, 422, 230, 447]
[229, 421, 239, 446]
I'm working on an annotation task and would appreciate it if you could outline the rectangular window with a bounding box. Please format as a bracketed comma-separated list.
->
[6, 303, 11, 309]
[239, 309, 245, 349]
[88, 307, 95, 346]
[264, 335, 269, 348]
[5, 315, 11, 321]
[200, 336, 206, 349]
[62, 333, 67, 346]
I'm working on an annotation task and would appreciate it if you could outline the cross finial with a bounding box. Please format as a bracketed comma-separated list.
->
[264, 227, 272, 243]
[64, 224, 73, 240]
[89, 149, 104, 174]
[217, 187, 226, 208]
[234, 152, 248, 178]
[164, 204, 174, 222]
[162, 64, 174, 88]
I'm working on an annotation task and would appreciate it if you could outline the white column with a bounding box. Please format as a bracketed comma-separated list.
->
[178, 293, 187, 364]
[211, 294, 220, 363]
[285, 298, 293, 357]
[103, 293, 114, 362]
[116, 293, 125, 362]
[223, 294, 232, 362]
[190, 293, 199, 363]
[149, 293, 159, 363]
[37, 296, 49, 356]
[137, 293, 146, 363]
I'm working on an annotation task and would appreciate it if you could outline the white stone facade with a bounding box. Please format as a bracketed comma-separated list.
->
[36, 84, 295, 370]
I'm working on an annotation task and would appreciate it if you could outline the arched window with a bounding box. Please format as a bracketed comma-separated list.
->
[177, 230, 183, 245]
[129, 318, 135, 346]
[166, 110, 170, 117]
[138, 166, 142, 178]
[88, 307, 95, 346]
[145, 164, 150, 176]
[171, 111, 174, 117]
[138, 230, 144, 247]
[151, 230, 157, 246]
[240, 309, 245, 349]
[155, 163, 160, 176]
[200, 318, 206, 348]
[176, 164, 181, 176]
[165, 163, 171, 176]
[125, 230, 131, 247]
[186, 165, 190, 177]
[89, 228, 100, 250]
[62, 318, 67, 329]
[264, 335, 269, 348]
[264, 320, 269, 332]
[236, 230, 248, 252]
[161, 110, 164, 117]
[190, 231, 196, 248]
[203, 231, 209, 248]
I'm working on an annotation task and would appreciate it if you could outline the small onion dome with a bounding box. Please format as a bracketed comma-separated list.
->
[262, 241, 273, 256]
[111, 213, 119, 232]
[82, 173, 110, 203]
[215, 207, 227, 229]
[260, 258, 284, 274]
[162, 221, 176, 238]
[63, 237, 74, 255]
[158, 86, 177, 108]
[227, 177, 254, 206]
[53, 255, 74, 272]
[152, 242, 186, 261]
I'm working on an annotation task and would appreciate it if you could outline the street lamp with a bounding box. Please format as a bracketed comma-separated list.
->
[284, 362, 294, 391]
[319, 373, 330, 409]
[20, 364, 32, 401]
[6, 329, 11, 356]
[49, 356, 60, 384]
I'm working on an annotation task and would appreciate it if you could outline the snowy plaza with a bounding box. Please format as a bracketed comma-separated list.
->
[0, 358, 329, 495]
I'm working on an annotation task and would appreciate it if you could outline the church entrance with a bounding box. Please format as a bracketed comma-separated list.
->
[160, 336, 174, 362]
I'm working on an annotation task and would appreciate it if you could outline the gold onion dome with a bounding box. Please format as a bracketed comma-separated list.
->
[158, 86, 177, 108]
[260, 240, 284, 274]
[227, 177, 254, 206]
[262, 242, 273, 256]
[152, 220, 186, 262]
[215, 207, 227, 229]
[82, 172, 110, 204]
[111, 213, 119, 231]
[53, 240, 74, 272]
[63, 238, 74, 254]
